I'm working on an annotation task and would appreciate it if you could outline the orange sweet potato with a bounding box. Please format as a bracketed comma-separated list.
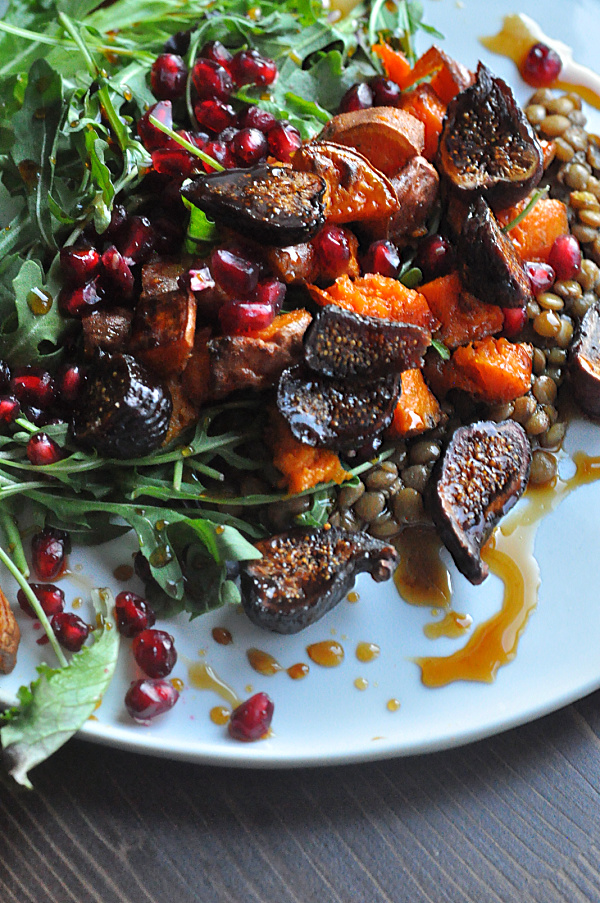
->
[497, 197, 569, 262]
[308, 274, 439, 332]
[318, 107, 424, 177]
[427, 336, 533, 403]
[419, 272, 504, 349]
[163, 378, 200, 445]
[267, 412, 352, 495]
[372, 43, 412, 88]
[386, 369, 442, 438]
[398, 83, 447, 161]
[129, 290, 197, 378]
[246, 309, 312, 342]
[181, 326, 212, 406]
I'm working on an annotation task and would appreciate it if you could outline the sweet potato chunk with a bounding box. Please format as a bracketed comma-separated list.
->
[0, 586, 19, 674]
[129, 289, 197, 378]
[267, 411, 352, 494]
[387, 369, 442, 438]
[358, 155, 439, 244]
[293, 141, 399, 223]
[265, 242, 319, 285]
[427, 336, 533, 404]
[398, 84, 447, 161]
[419, 272, 504, 349]
[318, 107, 424, 177]
[496, 197, 569, 263]
[181, 327, 212, 406]
[163, 378, 200, 445]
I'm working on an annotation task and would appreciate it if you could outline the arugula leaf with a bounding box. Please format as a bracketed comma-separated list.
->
[0, 588, 120, 789]
[0, 256, 68, 366]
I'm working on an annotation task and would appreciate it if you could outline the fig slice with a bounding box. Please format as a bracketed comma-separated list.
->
[457, 196, 534, 308]
[437, 62, 543, 208]
[570, 302, 600, 418]
[303, 304, 430, 379]
[239, 527, 398, 634]
[430, 420, 531, 584]
[181, 164, 326, 246]
[277, 365, 400, 451]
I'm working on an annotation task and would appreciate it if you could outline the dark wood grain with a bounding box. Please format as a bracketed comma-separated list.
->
[2, 690, 600, 903]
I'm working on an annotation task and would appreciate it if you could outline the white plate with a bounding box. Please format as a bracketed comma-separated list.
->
[2, 0, 600, 768]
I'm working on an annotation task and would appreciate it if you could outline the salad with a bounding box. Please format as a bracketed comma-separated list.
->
[0, 0, 598, 785]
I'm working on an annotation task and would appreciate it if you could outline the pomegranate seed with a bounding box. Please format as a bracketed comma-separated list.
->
[228, 692, 274, 741]
[10, 367, 55, 409]
[137, 100, 174, 150]
[312, 224, 352, 274]
[503, 306, 528, 338]
[249, 277, 286, 310]
[17, 583, 65, 619]
[238, 105, 277, 133]
[0, 395, 20, 425]
[525, 260, 555, 295]
[191, 58, 234, 100]
[361, 240, 401, 277]
[152, 214, 186, 256]
[114, 591, 156, 638]
[59, 244, 101, 286]
[369, 75, 401, 107]
[56, 364, 84, 406]
[58, 279, 103, 317]
[0, 360, 11, 391]
[548, 234, 581, 280]
[117, 215, 156, 265]
[216, 126, 239, 144]
[21, 405, 47, 427]
[26, 432, 63, 466]
[267, 120, 302, 163]
[51, 612, 90, 652]
[152, 147, 197, 178]
[338, 82, 373, 113]
[231, 128, 268, 166]
[414, 234, 455, 281]
[199, 40, 233, 70]
[125, 678, 179, 723]
[210, 247, 260, 296]
[194, 99, 237, 134]
[132, 628, 177, 677]
[101, 246, 134, 298]
[151, 53, 187, 101]
[520, 42, 562, 88]
[163, 30, 191, 56]
[230, 49, 277, 87]
[219, 300, 276, 334]
[189, 130, 210, 150]
[106, 203, 128, 240]
[203, 139, 236, 171]
[31, 527, 69, 581]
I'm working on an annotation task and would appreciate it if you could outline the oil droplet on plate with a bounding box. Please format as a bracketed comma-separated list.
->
[394, 526, 452, 608]
[187, 661, 240, 707]
[212, 627, 233, 646]
[424, 611, 473, 640]
[306, 640, 344, 667]
[347, 591, 360, 603]
[170, 677, 184, 692]
[210, 705, 230, 725]
[287, 662, 309, 680]
[247, 648, 282, 676]
[356, 641, 380, 663]
[113, 564, 134, 581]
[354, 677, 368, 691]
[387, 698, 401, 712]
[72, 597, 83, 609]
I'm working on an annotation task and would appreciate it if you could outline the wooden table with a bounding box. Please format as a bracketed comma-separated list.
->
[2, 688, 600, 903]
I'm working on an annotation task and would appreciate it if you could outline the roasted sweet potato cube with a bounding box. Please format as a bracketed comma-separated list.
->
[181, 326, 212, 406]
[318, 107, 424, 177]
[129, 289, 197, 378]
[0, 586, 19, 675]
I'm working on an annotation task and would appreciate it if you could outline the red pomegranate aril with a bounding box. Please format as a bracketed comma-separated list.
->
[313, 224, 351, 272]
[230, 49, 277, 87]
[114, 591, 156, 638]
[219, 299, 275, 334]
[163, 29, 191, 57]
[525, 260, 555, 295]
[203, 139, 236, 172]
[503, 306, 528, 338]
[26, 432, 63, 466]
[132, 628, 177, 678]
[338, 82, 374, 113]
[150, 53, 187, 101]
[414, 233, 455, 281]
[31, 527, 69, 581]
[189, 130, 210, 150]
[211, 247, 260, 296]
[217, 125, 239, 144]
[58, 279, 103, 318]
[520, 42, 562, 88]
[21, 405, 47, 427]
[548, 233, 581, 280]
[106, 203, 128, 239]
[267, 120, 302, 163]
[10, 367, 55, 409]
[194, 99, 238, 134]
[369, 75, 402, 107]
[186, 266, 216, 294]
[137, 101, 174, 150]
[250, 277, 286, 310]
[101, 246, 134, 298]
[361, 239, 401, 277]
[0, 395, 20, 425]
[238, 105, 277, 134]
[191, 58, 234, 100]
[228, 692, 274, 741]
[199, 40, 233, 71]
[231, 128, 268, 166]
[125, 678, 179, 723]
[152, 214, 186, 256]
[118, 215, 156, 265]
[59, 244, 101, 286]
[0, 360, 10, 391]
[17, 583, 65, 619]
[152, 147, 198, 178]
[56, 364, 84, 405]
[51, 611, 90, 653]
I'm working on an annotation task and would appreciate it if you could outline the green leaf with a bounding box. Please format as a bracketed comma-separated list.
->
[0, 588, 120, 789]
[0, 256, 68, 366]
[431, 337, 450, 360]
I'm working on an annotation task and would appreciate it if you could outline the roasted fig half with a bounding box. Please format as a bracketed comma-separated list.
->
[437, 62, 543, 208]
[303, 305, 430, 379]
[277, 365, 400, 452]
[240, 527, 398, 634]
[570, 302, 600, 418]
[72, 353, 172, 458]
[457, 196, 534, 308]
[430, 420, 531, 584]
[181, 164, 326, 246]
